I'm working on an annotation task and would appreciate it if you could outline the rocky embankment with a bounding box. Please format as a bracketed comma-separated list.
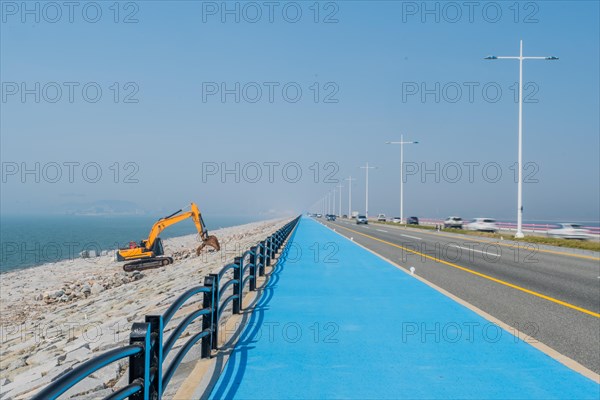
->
[0, 218, 287, 399]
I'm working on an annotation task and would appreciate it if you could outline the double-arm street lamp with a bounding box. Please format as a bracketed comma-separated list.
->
[386, 134, 418, 223]
[485, 40, 558, 238]
[345, 176, 355, 217]
[359, 163, 377, 218]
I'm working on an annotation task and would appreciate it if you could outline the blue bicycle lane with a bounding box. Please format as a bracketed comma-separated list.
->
[210, 217, 599, 399]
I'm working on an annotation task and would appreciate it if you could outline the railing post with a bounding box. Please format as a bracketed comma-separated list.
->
[259, 242, 266, 276]
[274, 233, 280, 254]
[249, 247, 257, 291]
[266, 236, 272, 266]
[202, 275, 214, 358]
[233, 256, 242, 314]
[129, 322, 151, 400]
[274, 232, 281, 252]
[145, 315, 163, 399]
[278, 230, 285, 247]
[210, 273, 220, 350]
[271, 235, 276, 259]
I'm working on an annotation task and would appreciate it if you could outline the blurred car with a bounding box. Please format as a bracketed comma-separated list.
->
[466, 218, 498, 233]
[392, 217, 401, 223]
[407, 216, 419, 225]
[316, 214, 322, 218]
[356, 215, 368, 224]
[342, 214, 348, 218]
[444, 216, 463, 229]
[326, 214, 336, 221]
[377, 214, 386, 222]
[547, 223, 591, 240]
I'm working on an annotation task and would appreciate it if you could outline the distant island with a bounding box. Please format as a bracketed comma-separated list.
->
[60, 200, 146, 216]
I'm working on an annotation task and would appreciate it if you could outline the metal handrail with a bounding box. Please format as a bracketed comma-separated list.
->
[217, 294, 240, 322]
[105, 380, 144, 400]
[218, 278, 240, 301]
[162, 330, 211, 392]
[242, 274, 254, 290]
[32, 344, 144, 400]
[242, 260, 254, 274]
[218, 262, 238, 279]
[163, 286, 211, 326]
[163, 308, 211, 358]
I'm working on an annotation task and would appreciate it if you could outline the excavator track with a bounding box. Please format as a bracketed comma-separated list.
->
[123, 257, 174, 272]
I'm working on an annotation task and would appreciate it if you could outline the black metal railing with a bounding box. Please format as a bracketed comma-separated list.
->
[33, 216, 301, 400]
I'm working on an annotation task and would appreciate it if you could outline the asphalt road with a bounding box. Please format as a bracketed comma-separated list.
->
[320, 218, 600, 375]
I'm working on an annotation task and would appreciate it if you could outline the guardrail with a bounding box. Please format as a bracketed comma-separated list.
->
[412, 218, 600, 235]
[32, 216, 300, 400]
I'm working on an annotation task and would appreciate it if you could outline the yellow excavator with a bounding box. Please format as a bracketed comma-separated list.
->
[117, 203, 220, 271]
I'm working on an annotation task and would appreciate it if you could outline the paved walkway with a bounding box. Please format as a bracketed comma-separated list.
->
[210, 217, 599, 399]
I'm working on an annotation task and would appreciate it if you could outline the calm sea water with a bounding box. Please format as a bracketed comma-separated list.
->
[0, 214, 263, 273]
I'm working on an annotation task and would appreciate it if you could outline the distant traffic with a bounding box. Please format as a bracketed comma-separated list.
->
[308, 213, 598, 240]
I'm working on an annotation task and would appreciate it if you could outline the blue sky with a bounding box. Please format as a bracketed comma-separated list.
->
[1, 1, 598, 221]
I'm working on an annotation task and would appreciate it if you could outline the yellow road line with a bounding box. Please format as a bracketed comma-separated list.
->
[373, 223, 600, 261]
[332, 223, 600, 319]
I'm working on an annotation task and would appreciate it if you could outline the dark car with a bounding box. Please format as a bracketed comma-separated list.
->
[326, 214, 336, 221]
[407, 216, 419, 225]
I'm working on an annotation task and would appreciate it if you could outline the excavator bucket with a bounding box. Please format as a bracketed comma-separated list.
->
[196, 235, 221, 255]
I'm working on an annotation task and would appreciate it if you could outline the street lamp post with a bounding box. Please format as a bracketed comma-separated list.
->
[330, 190, 334, 215]
[386, 134, 418, 223]
[485, 40, 558, 238]
[360, 162, 377, 218]
[345, 176, 355, 217]
[337, 184, 343, 217]
[331, 188, 335, 216]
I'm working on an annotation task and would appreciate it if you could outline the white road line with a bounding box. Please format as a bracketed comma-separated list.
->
[449, 245, 501, 258]
[400, 234, 422, 240]
[376, 229, 388, 233]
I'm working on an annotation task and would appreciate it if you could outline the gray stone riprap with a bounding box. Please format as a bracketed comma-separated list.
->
[0, 218, 286, 399]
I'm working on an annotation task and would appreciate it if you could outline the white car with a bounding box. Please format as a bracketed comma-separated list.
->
[547, 223, 591, 240]
[392, 217, 401, 223]
[356, 215, 368, 225]
[466, 218, 498, 233]
[377, 214, 386, 222]
[444, 216, 463, 229]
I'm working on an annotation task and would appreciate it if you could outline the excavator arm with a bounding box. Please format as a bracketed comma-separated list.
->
[143, 202, 219, 252]
[144, 211, 193, 250]
[190, 203, 221, 254]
